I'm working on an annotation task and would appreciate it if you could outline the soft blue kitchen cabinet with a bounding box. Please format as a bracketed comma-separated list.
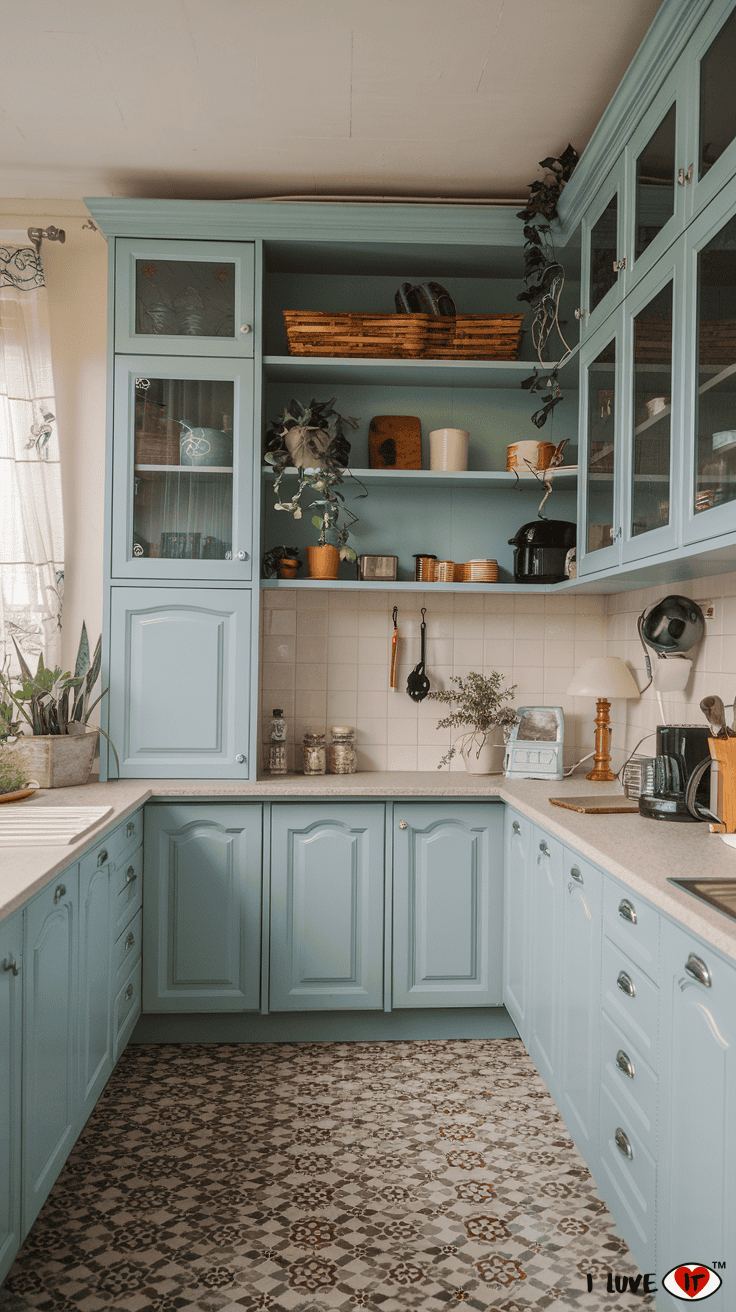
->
[114, 237, 255, 358]
[108, 587, 252, 778]
[0, 910, 22, 1286]
[577, 310, 624, 577]
[558, 849, 602, 1171]
[503, 809, 531, 1042]
[111, 354, 255, 582]
[579, 157, 627, 341]
[77, 847, 114, 1126]
[392, 803, 503, 1009]
[143, 803, 262, 1012]
[270, 803, 385, 1011]
[22, 868, 79, 1235]
[657, 919, 736, 1309]
[527, 828, 565, 1102]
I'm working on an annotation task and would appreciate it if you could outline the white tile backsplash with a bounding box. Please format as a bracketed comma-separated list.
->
[260, 575, 736, 772]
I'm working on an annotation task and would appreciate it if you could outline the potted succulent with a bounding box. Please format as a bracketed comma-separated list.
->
[261, 545, 302, 580]
[429, 671, 518, 774]
[264, 396, 364, 579]
[0, 624, 119, 787]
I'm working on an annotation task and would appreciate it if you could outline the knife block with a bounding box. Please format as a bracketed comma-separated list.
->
[708, 738, 736, 832]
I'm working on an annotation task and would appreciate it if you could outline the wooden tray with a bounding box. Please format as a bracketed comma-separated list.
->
[0, 787, 38, 805]
[549, 794, 639, 813]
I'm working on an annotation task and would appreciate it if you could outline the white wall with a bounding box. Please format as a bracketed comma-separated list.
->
[0, 201, 108, 677]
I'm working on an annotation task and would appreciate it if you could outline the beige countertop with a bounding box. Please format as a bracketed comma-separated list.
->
[2, 771, 735, 963]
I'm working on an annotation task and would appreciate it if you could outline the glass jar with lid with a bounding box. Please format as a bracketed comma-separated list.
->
[328, 725, 357, 775]
[302, 731, 326, 775]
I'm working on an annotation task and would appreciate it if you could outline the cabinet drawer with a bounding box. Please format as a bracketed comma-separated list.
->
[602, 937, 659, 1068]
[599, 1083, 656, 1258]
[114, 908, 142, 988]
[116, 812, 143, 867]
[603, 879, 659, 983]
[112, 847, 143, 937]
[600, 1010, 658, 1146]
[113, 960, 141, 1060]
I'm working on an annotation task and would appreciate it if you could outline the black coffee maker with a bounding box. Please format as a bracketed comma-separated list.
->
[638, 724, 713, 822]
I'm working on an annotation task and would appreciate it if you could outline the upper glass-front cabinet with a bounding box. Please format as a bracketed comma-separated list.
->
[625, 68, 688, 287]
[580, 160, 626, 338]
[689, 0, 736, 217]
[114, 239, 255, 357]
[112, 355, 254, 579]
[578, 313, 622, 576]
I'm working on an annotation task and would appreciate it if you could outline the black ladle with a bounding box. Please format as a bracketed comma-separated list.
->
[407, 608, 430, 702]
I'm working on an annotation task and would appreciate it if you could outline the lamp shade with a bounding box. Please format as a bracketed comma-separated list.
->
[566, 656, 641, 700]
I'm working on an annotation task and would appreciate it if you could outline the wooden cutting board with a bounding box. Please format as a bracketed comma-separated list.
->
[369, 415, 422, 469]
[549, 795, 639, 814]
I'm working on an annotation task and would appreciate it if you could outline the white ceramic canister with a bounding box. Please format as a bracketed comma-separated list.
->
[429, 428, 469, 471]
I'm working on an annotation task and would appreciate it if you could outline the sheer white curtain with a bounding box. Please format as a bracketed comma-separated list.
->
[0, 244, 64, 675]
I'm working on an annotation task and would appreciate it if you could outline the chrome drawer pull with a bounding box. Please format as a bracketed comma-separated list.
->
[126, 821, 135, 838]
[570, 866, 583, 883]
[124, 932, 135, 952]
[2, 957, 19, 976]
[615, 1127, 633, 1160]
[618, 899, 637, 924]
[616, 1049, 635, 1079]
[97, 848, 109, 868]
[685, 953, 712, 988]
[53, 884, 66, 904]
[539, 840, 550, 855]
[617, 971, 635, 998]
[124, 983, 134, 1002]
[512, 821, 521, 834]
[124, 866, 137, 886]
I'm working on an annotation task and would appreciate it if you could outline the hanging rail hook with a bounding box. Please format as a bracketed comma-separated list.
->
[27, 225, 66, 254]
[392, 606, 398, 626]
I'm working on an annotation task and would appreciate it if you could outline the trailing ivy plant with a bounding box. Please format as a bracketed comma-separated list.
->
[518, 144, 578, 430]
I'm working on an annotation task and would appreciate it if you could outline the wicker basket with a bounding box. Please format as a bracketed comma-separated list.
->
[283, 311, 430, 359]
[135, 424, 181, 466]
[424, 314, 524, 360]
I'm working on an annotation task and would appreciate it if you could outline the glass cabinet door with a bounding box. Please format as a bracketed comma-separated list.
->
[690, 0, 736, 216]
[683, 192, 736, 545]
[578, 315, 622, 575]
[581, 160, 625, 338]
[112, 356, 254, 579]
[626, 67, 687, 286]
[114, 239, 254, 357]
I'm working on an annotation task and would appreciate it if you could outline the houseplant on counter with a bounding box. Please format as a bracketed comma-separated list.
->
[0, 623, 119, 786]
[429, 671, 518, 774]
[264, 396, 364, 579]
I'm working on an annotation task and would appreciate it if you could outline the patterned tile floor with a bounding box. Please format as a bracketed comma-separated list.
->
[2, 1039, 652, 1312]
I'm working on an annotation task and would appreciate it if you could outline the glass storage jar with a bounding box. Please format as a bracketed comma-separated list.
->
[302, 731, 326, 775]
[328, 725, 357, 774]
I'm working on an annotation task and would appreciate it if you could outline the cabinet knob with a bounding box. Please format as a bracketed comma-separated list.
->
[512, 820, 521, 834]
[53, 884, 66, 904]
[236, 753, 246, 764]
[240, 324, 251, 333]
[124, 983, 134, 1002]
[618, 898, 637, 924]
[677, 164, 693, 186]
[611, 257, 626, 272]
[570, 866, 583, 883]
[124, 932, 135, 952]
[574, 307, 587, 320]
[125, 866, 137, 886]
[398, 821, 408, 829]
[615, 1049, 635, 1080]
[126, 821, 135, 838]
[685, 953, 712, 988]
[235, 550, 248, 561]
[2, 957, 19, 976]
[97, 848, 109, 868]
[614, 1127, 633, 1160]
[538, 840, 549, 855]
[616, 970, 635, 998]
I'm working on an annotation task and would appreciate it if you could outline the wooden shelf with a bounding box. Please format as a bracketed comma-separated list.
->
[263, 354, 579, 390]
[135, 464, 233, 473]
[261, 578, 561, 593]
[262, 466, 578, 490]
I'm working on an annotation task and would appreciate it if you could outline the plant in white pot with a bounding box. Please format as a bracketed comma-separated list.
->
[0, 624, 119, 787]
[429, 671, 518, 774]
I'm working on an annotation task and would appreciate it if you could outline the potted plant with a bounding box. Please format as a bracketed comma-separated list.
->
[264, 396, 364, 579]
[261, 545, 302, 580]
[0, 744, 31, 799]
[429, 671, 518, 774]
[0, 624, 119, 787]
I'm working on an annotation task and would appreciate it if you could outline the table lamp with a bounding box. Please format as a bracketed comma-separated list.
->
[566, 657, 641, 781]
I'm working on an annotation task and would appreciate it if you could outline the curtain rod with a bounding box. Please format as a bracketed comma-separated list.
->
[27, 225, 65, 253]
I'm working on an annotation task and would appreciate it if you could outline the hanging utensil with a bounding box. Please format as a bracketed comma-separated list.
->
[390, 606, 399, 689]
[407, 608, 430, 702]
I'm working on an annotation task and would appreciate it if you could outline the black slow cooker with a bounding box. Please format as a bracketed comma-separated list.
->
[508, 519, 576, 585]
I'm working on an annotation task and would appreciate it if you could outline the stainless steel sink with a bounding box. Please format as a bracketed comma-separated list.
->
[668, 877, 736, 923]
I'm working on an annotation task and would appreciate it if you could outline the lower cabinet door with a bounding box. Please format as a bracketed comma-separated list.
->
[503, 809, 532, 1040]
[270, 804, 385, 1010]
[559, 849, 602, 1173]
[143, 803, 262, 1011]
[528, 828, 564, 1101]
[108, 587, 252, 778]
[77, 854, 114, 1127]
[22, 869, 79, 1236]
[393, 803, 503, 1008]
[657, 920, 736, 1307]
[0, 910, 23, 1285]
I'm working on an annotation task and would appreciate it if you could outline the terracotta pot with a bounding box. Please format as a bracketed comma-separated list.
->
[277, 558, 301, 579]
[7, 730, 99, 788]
[306, 544, 340, 579]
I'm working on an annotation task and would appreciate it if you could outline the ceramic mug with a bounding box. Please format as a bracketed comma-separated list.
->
[429, 428, 469, 471]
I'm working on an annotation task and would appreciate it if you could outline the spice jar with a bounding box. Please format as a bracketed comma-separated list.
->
[302, 730, 326, 775]
[328, 725, 357, 775]
[268, 708, 287, 775]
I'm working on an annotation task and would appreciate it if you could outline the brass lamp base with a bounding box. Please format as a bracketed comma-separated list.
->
[586, 697, 616, 781]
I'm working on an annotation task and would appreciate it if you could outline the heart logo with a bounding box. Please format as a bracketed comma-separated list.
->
[675, 1266, 711, 1297]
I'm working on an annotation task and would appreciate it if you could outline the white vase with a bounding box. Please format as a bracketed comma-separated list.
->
[459, 726, 505, 775]
[429, 428, 469, 471]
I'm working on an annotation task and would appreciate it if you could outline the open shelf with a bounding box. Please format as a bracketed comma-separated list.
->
[135, 464, 234, 473]
[263, 355, 577, 390]
[261, 578, 558, 593]
[262, 465, 578, 490]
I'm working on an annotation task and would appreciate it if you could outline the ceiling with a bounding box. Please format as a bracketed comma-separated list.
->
[1, 0, 664, 203]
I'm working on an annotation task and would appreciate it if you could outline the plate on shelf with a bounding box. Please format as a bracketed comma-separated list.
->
[0, 786, 39, 805]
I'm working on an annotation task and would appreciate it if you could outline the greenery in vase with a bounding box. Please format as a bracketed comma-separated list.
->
[429, 671, 517, 769]
[264, 397, 364, 562]
[0, 745, 26, 796]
